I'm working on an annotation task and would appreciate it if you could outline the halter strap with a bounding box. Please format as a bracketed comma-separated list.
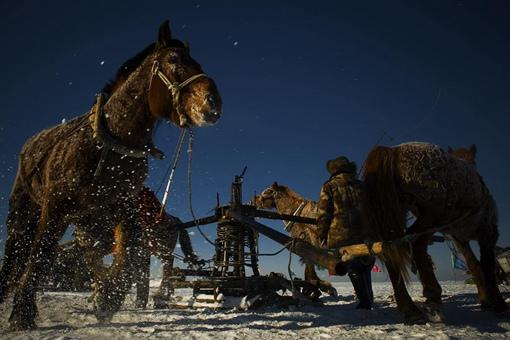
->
[284, 201, 307, 232]
[150, 60, 208, 126]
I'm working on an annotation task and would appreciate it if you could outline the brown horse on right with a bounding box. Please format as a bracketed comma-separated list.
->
[363, 142, 508, 323]
[253, 183, 338, 297]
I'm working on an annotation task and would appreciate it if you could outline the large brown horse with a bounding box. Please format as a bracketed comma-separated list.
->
[363, 142, 507, 323]
[253, 183, 338, 297]
[0, 21, 222, 330]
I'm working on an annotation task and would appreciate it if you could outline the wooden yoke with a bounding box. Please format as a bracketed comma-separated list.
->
[230, 212, 384, 276]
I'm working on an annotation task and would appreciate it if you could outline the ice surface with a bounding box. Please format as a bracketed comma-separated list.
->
[1, 282, 509, 339]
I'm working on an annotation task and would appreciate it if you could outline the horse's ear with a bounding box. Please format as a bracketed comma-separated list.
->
[447, 146, 453, 153]
[157, 20, 172, 48]
[271, 182, 279, 189]
[470, 144, 477, 157]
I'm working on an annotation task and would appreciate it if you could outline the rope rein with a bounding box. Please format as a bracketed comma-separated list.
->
[186, 130, 216, 247]
[159, 128, 188, 217]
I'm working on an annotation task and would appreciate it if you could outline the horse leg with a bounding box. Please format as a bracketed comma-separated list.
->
[0, 192, 39, 303]
[386, 262, 426, 324]
[135, 246, 151, 309]
[8, 206, 67, 331]
[478, 225, 508, 314]
[94, 219, 142, 323]
[304, 263, 337, 296]
[453, 238, 491, 310]
[153, 256, 174, 309]
[412, 234, 444, 321]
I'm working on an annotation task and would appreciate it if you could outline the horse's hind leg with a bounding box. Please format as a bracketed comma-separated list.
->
[453, 238, 491, 309]
[479, 225, 508, 314]
[153, 256, 174, 309]
[0, 192, 39, 304]
[8, 205, 67, 331]
[94, 219, 142, 322]
[386, 263, 426, 324]
[411, 234, 445, 322]
[412, 235, 442, 305]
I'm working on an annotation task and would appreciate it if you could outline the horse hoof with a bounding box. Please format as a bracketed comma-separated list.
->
[404, 312, 428, 325]
[494, 305, 510, 318]
[481, 302, 493, 312]
[8, 318, 37, 331]
[135, 302, 147, 309]
[154, 300, 168, 309]
[423, 303, 445, 323]
[327, 287, 338, 297]
[94, 305, 114, 324]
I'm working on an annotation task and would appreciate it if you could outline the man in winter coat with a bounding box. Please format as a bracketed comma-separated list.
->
[316, 156, 375, 309]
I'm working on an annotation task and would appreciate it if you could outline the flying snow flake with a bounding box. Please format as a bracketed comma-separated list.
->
[100, 60, 105, 66]
[61, 118, 66, 124]
[68, 81, 73, 86]
[233, 41, 239, 46]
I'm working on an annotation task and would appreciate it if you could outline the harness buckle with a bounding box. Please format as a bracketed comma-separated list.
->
[151, 60, 159, 75]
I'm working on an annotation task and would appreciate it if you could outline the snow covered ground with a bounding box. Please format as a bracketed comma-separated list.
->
[1, 281, 510, 339]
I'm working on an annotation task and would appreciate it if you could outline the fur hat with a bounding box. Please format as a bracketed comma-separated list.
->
[326, 156, 357, 175]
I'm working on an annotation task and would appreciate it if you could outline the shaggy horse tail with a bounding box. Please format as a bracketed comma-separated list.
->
[363, 145, 411, 282]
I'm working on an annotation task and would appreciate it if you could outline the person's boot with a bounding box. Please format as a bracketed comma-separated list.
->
[349, 270, 372, 310]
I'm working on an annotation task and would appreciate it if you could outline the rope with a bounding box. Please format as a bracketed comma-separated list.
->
[158, 129, 188, 217]
[156, 129, 187, 194]
[186, 129, 216, 247]
[287, 239, 296, 295]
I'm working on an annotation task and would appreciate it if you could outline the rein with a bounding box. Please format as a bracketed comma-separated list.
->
[150, 60, 208, 127]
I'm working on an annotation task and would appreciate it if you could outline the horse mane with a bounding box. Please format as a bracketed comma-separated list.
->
[100, 43, 155, 98]
[100, 38, 187, 98]
[279, 185, 306, 202]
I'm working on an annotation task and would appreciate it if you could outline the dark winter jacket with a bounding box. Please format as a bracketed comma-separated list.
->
[316, 172, 365, 249]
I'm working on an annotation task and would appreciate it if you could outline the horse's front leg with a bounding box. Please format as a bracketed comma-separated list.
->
[9, 206, 67, 331]
[304, 263, 337, 297]
[94, 218, 142, 323]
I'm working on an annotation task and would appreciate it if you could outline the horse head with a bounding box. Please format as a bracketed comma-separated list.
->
[448, 144, 477, 167]
[148, 21, 222, 128]
[252, 182, 288, 209]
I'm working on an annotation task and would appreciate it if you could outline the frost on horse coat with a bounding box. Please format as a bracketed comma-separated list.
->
[0, 21, 222, 331]
[363, 141, 505, 323]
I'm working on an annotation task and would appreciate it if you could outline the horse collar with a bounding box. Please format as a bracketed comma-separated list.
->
[89, 93, 165, 160]
[150, 60, 208, 126]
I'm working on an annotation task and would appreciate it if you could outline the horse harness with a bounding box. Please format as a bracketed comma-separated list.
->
[284, 201, 307, 232]
[90, 63, 207, 177]
[149, 60, 208, 127]
[89, 93, 165, 176]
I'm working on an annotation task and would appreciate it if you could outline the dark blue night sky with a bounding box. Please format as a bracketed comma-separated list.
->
[1, 1, 509, 281]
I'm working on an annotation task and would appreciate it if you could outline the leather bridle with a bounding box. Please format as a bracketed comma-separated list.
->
[149, 59, 208, 127]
